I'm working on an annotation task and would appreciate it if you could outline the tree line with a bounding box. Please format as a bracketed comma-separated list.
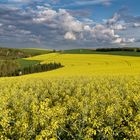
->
[0, 60, 20, 77]
[96, 47, 140, 52]
[0, 62, 63, 77]
[13, 62, 63, 76]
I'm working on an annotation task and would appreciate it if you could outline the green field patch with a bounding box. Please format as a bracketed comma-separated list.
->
[16, 58, 40, 69]
[63, 49, 96, 54]
[63, 49, 140, 57]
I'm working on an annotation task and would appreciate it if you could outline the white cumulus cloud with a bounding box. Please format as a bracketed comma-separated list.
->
[33, 7, 126, 44]
[64, 32, 76, 40]
[133, 23, 140, 27]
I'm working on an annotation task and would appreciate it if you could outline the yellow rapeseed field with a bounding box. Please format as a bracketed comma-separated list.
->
[25, 53, 140, 77]
[0, 53, 140, 139]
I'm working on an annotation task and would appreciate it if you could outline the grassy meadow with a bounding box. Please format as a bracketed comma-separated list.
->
[0, 49, 140, 139]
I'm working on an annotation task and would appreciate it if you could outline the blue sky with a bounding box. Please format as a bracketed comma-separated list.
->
[0, 0, 140, 49]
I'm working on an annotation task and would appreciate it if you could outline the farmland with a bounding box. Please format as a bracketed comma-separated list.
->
[25, 52, 140, 77]
[0, 49, 140, 139]
[0, 0, 139, 139]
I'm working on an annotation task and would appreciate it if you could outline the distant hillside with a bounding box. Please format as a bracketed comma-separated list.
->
[21, 48, 53, 57]
[0, 47, 53, 60]
[63, 48, 140, 57]
[0, 48, 26, 60]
